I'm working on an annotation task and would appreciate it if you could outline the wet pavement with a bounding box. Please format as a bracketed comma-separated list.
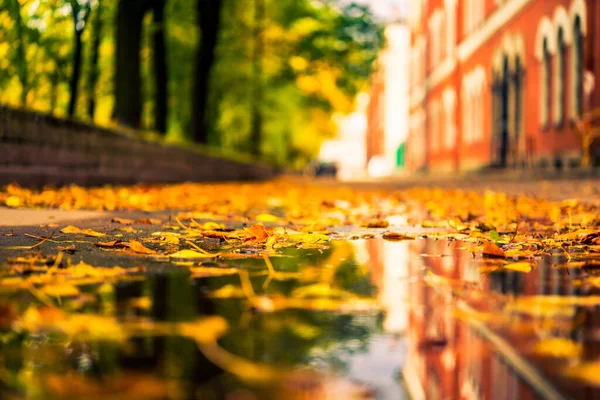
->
[2, 222, 600, 399]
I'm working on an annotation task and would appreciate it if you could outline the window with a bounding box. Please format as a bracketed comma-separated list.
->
[554, 28, 566, 125]
[464, 0, 484, 35]
[443, 89, 456, 149]
[514, 57, 523, 138]
[540, 38, 552, 127]
[572, 16, 584, 117]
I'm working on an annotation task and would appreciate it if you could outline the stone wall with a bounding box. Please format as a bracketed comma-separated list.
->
[0, 106, 278, 187]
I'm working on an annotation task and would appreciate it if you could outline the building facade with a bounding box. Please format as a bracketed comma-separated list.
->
[407, 0, 600, 173]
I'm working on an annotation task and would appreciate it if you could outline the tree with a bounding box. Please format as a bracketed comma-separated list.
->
[86, 0, 102, 119]
[191, 0, 223, 144]
[7, 0, 28, 106]
[67, 0, 92, 117]
[250, 0, 264, 156]
[114, 0, 150, 128]
[151, 0, 168, 134]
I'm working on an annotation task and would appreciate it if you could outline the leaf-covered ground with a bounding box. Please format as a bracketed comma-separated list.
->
[1, 178, 600, 398]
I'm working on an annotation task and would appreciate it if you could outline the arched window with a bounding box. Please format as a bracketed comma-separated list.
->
[540, 38, 552, 127]
[573, 16, 584, 117]
[514, 57, 523, 138]
[554, 28, 566, 125]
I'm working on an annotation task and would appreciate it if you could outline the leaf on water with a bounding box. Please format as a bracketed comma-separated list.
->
[41, 283, 80, 297]
[189, 266, 239, 278]
[128, 240, 157, 255]
[168, 249, 219, 259]
[382, 232, 413, 241]
[564, 362, 600, 386]
[503, 261, 533, 273]
[112, 217, 134, 224]
[60, 225, 106, 237]
[532, 337, 582, 358]
[482, 241, 505, 258]
[244, 224, 270, 242]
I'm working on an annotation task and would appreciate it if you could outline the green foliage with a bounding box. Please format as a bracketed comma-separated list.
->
[0, 0, 383, 167]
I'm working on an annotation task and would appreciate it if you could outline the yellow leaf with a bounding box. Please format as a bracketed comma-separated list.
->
[532, 338, 582, 358]
[5, 195, 21, 207]
[256, 213, 280, 222]
[503, 262, 533, 273]
[61, 225, 106, 237]
[168, 249, 219, 259]
[41, 283, 80, 297]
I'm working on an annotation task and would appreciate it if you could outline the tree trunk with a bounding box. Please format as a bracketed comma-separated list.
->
[50, 70, 58, 115]
[68, 31, 84, 117]
[10, 0, 28, 106]
[152, 0, 168, 134]
[114, 0, 148, 128]
[250, 0, 264, 156]
[192, 0, 223, 144]
[87, 0, 102, 120]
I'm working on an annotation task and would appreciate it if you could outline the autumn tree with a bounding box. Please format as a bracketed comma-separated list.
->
[67, 0, 92, 117]
[86, 0, 102, 119]
[151, 0, 168, 134]
[192, 0, 223, 144]
[114, 0, 150, 128]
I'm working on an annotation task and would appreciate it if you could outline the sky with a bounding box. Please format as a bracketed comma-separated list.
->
[355, 0, 408, 20]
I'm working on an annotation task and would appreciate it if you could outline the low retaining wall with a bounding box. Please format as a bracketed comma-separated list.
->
[0, 106, 278, 187]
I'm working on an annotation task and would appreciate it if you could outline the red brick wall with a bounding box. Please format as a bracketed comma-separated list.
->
[407, 0, 599, 172]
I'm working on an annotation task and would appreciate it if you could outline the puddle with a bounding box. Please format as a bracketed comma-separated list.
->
[1, 238, 600, 399]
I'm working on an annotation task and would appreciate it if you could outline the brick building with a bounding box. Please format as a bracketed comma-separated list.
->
[406, 0, 600, 172]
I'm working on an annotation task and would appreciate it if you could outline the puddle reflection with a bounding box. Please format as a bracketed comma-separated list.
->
[1, 238, 600, 399]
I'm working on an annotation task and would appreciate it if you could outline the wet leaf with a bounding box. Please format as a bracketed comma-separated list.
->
[382, 232, 413, 241]
[60, 225, 106, 237]
[112, 217, 135, 224]
[503, 262, 533, 273]
[168, 249, 219, 259]
[128, 240, 157, 255]
[482, 241, 505, 258]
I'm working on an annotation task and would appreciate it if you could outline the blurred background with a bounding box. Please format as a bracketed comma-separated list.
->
[0, 0, 598, 181]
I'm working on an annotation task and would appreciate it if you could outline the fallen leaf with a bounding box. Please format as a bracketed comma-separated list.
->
[5, 195, 21, 207]
[128, 240, 157, 255]
[483, 241, 506, 258]
[61, 225, 105, 237]
[361, 219, 389, 228]
[382, 232, 413, 241]
[168, 249, 219, 259]
[112, 217, 134, 224]
[136, 218, 161, 225]
[245, 224, 269, 242]
[503, 262, 533, 273]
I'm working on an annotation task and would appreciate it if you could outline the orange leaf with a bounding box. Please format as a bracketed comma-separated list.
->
[483, 242, 506, 258]
[128, 240, 157, 255]
[61, 225, 106, 237]
[112, 218, 134, 225]
[245, 224, 269, 242]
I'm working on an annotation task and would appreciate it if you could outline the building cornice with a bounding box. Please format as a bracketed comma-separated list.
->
[457, 0, 533, 61]
[428, 57, 457, 89]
